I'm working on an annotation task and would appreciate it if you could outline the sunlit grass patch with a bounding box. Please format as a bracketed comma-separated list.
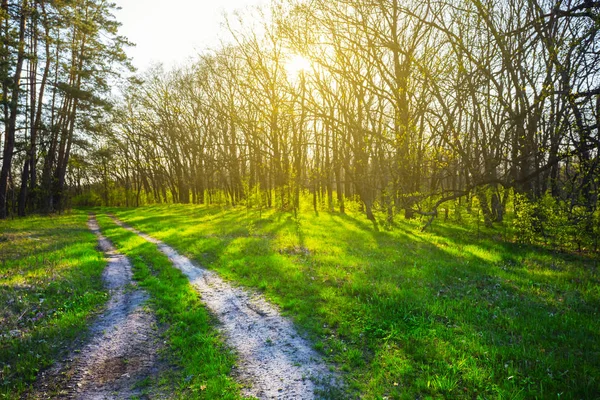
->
[108, 204, 600, 399]
[0, 211, 106, 398]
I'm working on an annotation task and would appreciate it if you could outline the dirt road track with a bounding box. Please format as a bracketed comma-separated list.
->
[110, 215, 340, 400]
[29, 215, 163, 399]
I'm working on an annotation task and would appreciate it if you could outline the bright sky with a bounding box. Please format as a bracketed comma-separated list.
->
[112, 0, 266, 72]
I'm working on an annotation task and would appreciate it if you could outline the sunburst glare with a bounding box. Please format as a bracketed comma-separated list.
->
[285, 54, 311, 79]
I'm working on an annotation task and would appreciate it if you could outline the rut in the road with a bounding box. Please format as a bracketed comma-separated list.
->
[110, 215, 340, 400]
[31, 215, 163, 400]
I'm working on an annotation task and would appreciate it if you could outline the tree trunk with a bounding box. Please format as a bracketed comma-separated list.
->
[0, 0, 27, 219]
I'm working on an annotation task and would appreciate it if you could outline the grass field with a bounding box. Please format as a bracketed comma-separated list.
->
[0, 211, 107, 398]
[2, 205, 599, 399]
[106, 204, 600, 399]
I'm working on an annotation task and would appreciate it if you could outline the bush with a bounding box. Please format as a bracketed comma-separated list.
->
[513, 193, 597, 251]
[71, 192, 102, 207]
[513, 194, 537, 244]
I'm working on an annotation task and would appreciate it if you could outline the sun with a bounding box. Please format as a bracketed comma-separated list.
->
[285, 54, 311, 79]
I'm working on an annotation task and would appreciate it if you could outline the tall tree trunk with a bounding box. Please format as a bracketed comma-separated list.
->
[54, 17, 88, 212]
[19, 3, 42, 216]
[0, 0, 27, 219]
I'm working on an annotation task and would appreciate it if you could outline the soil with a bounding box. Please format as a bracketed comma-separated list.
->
[28, 215, 164, 399]
[110, 216, 340, 400]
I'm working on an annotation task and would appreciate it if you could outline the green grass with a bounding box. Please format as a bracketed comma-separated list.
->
[0, 211, 107, 398]
[104, 203, 600, 399]
[94, 214, 243, 399]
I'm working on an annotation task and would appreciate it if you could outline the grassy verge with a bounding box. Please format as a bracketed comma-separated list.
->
[0, 211, 107, 398]
[94, 214, 242, 399]
[107, 204, 600, 399]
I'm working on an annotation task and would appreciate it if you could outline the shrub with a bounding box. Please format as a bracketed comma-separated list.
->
[71, 192, 102, 207]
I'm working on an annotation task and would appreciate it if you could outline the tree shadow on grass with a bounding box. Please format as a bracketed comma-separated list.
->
[324, 212, 600, 398]
[105, 206, 600, 398]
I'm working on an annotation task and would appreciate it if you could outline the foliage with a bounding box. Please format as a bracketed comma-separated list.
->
[513, 193, 599, 252]
[35, 0, 597, 226]
[513, 194, 538, 244]
[70, 192, 102, 207]
[0, 0, 131, 219]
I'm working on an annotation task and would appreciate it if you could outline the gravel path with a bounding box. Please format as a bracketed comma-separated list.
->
[110, 215, 339, 400]
[30, 215, 163, 399]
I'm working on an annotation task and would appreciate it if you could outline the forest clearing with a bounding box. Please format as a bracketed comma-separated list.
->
[2, 0, 600, 398]
[1, 204, 599, 399]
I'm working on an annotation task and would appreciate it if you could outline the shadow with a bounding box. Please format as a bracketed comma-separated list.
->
[328, 212, 600, 397]
[104, 205, 600, 398]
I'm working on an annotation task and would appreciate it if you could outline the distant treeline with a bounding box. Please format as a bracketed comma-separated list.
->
[2, 0, 599, 236]
[0, 0, 129, 218]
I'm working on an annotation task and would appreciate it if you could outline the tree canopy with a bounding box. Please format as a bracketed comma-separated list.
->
[0, 0, 130, 217]
[1, 0, 599, 248]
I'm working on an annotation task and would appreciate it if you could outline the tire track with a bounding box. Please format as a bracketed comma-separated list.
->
[110, 215, 339, 400]
[31, 215, 163, 399]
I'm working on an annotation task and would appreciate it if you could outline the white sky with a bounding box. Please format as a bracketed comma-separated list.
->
[112, 0, 267, 72]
